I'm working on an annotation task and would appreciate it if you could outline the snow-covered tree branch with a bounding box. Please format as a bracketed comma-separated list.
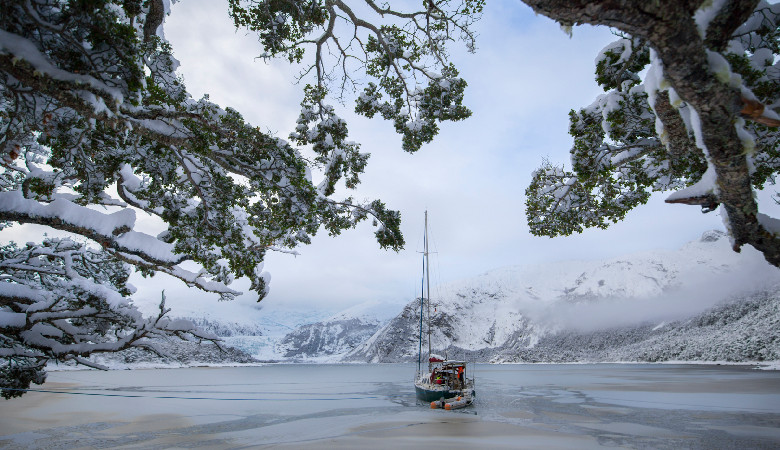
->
[227, 0, 478, 152]
[1, 0, 480, 396]
[525, 0, 780, 266]
[0, 237, 221, 399]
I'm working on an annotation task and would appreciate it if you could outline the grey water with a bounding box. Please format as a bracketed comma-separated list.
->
[1, 363, 779, 449]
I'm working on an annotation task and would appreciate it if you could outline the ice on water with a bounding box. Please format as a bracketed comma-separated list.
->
[2, 364, 780, 448]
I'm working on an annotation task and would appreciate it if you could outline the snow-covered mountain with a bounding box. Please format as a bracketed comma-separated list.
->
[83, 309, 334, 368]
[502, 289, 780, 363]
[87, 337, 260, 369]
[110, 230, 779, 366]
[276, 300, 391, 360]
[345, 230, 780, 363]
[191, 308, 333, 361]
[161, 300, 395, 362]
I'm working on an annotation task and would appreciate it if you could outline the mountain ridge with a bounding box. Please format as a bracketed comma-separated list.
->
[96, 230, 780, 366]
[343, 230, 780, 363]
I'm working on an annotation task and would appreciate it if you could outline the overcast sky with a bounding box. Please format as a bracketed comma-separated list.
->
[126, 0, 779, 317]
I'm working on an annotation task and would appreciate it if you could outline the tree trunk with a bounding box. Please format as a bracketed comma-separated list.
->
[522, 0, 780, 267]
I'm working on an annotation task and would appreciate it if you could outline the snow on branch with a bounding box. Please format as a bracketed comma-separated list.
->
[0, 0, 482, 397]
[0, 236, 220, 398]
[230, 0, 479, 154]
[524, 0, 780, 267]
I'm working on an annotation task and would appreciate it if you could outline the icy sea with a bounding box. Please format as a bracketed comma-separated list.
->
[2, 363, 779, 449]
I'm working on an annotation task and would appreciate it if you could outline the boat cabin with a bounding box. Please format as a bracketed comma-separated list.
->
[428, 357, 468, 390]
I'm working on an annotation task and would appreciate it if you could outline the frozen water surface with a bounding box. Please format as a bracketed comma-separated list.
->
[1, 364, 779, 449]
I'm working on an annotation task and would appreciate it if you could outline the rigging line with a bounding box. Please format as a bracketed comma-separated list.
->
[0, 387, 380, 401]
[417, 231, 425, 375]
[424, 215, 439, 290]
[427, 215, 444, 317]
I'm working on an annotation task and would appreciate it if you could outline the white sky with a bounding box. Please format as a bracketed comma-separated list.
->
[116, 0, 780, 317]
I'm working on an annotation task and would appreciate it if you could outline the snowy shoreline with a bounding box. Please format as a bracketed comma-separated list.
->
[46, 359, 780, 372]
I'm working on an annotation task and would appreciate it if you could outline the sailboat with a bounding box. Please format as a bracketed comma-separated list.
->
[414, 211, 475, 409]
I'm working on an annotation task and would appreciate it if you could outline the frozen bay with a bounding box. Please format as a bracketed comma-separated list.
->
[1, 364, 779, 449]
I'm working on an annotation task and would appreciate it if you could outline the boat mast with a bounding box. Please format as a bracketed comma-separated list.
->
[425, 211, 432, 371]
[417, 225, 425, 375]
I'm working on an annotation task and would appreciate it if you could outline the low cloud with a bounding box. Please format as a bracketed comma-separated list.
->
[523, 255, 780, 332]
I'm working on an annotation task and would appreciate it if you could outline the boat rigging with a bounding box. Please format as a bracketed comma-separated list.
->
[413, 211, 475, 410]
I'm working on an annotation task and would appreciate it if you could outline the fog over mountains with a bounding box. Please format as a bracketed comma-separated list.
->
[97, 230, 780, 367]
[343, 230, 780, 363]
